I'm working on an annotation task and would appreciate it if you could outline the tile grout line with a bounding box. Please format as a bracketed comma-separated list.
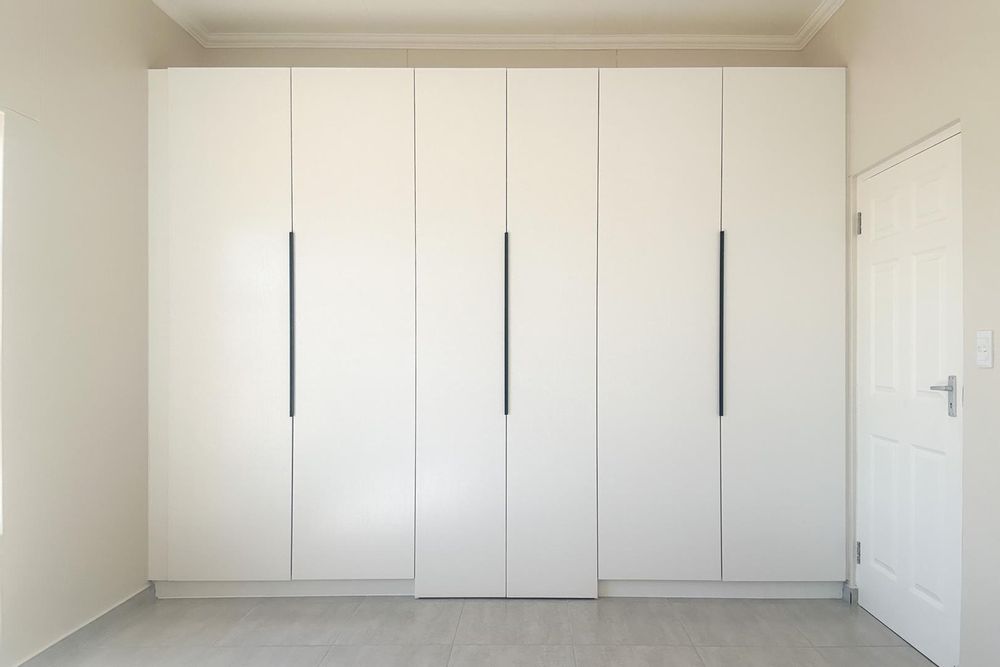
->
[330, 596, 369, 646]
[667, 599, 698, 649]
[445, 599, 466, 665]
[316, 645, 333, 666]
[692, 644, 710, 667]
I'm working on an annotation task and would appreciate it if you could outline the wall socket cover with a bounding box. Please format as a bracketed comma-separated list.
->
[976, 330, 993, 369]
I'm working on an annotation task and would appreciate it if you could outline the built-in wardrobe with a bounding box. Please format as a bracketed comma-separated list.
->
[148, 66, 846, 599]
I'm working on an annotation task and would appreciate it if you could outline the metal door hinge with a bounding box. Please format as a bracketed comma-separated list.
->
[856, 212, 863, 236]
[856, 541, 862, 565]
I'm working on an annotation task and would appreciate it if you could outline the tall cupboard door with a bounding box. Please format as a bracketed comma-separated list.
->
[291, 69, 416, 581]
[722, 68, 846, 581]
[415, 69, 507, 597]
[163, 68, 292, 581]
[598, 68, 723, 582]
[506, 69, 598, 598]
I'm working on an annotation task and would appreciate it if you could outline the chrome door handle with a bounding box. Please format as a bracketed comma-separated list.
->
[929, 375, 957, 417]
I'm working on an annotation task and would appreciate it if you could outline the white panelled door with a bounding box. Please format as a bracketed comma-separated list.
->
[414, 69, 507, 598]
[164, 68, 292, 581]
[506, 68, 598, 598]
[857, 134, 963, 667]
[597, 68, 723, 582]
[291, 68, 416, 581]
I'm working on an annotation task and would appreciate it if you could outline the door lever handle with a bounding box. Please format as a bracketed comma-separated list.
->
[929, 375, 957, 418]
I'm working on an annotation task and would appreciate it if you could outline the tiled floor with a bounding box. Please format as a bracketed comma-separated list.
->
[28, 594, 936, 666]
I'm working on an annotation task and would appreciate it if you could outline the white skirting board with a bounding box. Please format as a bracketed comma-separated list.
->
[154, 580, 415, 599]
[598, 580, 845, 599]
[155, 579, 842, 600]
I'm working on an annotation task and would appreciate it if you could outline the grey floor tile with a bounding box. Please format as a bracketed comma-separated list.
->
[568, 598, 691, 646]
[23, 638, 97, 666]
[448, 645, 575, 667]
[54, 589, 159, 648]
[217, 596, 363, 646]
[672, 599, 810, 647]
[818, 646, 937, 667]
[26, 646, 211, 667]
[697, 646, 828, 667]
[335, 597, 463, 645]
[98, 598, 261, 647]
[31, 595, 932, 667]
[320, 645, 452, 666]
[25, 590, 160, 663]
[783, 600, 906, 647]
[198, 646, 330, 666]
[454, 600, 573, 645]
[573, 645, 705, 667]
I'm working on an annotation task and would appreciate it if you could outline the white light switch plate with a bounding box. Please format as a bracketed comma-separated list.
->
[976, 330, 993, 368]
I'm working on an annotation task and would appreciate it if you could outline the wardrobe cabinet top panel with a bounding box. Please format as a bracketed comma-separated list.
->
[153, 66, 845, 73]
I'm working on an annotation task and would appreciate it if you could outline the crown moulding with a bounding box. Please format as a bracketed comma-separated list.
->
[153, 0, 844, 51]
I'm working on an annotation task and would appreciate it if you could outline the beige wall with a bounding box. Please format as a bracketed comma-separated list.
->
[0, 1, 201, 664]
[199, 47, 802, 68]
[802, 1, 1000, 665]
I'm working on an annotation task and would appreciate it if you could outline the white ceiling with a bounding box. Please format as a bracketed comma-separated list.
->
[153, 0, 844, 50]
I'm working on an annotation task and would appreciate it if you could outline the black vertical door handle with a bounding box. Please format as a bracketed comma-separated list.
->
[719, 230, 725, 418]
[289, 231, 296, 418]
[504, 232, 509, 416]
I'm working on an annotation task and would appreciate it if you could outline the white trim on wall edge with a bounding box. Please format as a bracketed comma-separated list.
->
[599, 581, 845, 599]
[856, 122, 962, 181]
[154, 579, 415, 599]
[152, 0, 844, 51]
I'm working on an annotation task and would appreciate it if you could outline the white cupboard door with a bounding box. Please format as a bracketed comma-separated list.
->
[722, 68, 846, 582]
[415, 69, 507, 598]
[292, 69, 416, 581]
[506, 69, 598, 598]
[857, 134, 963, 667]
[165, 68, 292, 581]
[598, 68, 723, 581]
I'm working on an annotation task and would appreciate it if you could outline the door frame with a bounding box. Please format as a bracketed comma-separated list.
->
[849, 121, 963, 592]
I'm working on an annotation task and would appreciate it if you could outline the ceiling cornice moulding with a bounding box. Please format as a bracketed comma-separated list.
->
[153, 0, 212, 47]
[153, 0, 845, 51]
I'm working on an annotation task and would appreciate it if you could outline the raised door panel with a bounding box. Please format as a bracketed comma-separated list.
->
[165, 68, 292, 581]
[506, 69, 598, 598]
[291, 68, 416, 581]
[414, 69, 507, 598]
[597, 68, 723, 582]
[722, 68, 846, 582]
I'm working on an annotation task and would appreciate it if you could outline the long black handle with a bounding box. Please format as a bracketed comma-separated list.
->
[504, 232, 509, 416]
[289, 231, 296, 418]
[719, 230, 725, 417]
